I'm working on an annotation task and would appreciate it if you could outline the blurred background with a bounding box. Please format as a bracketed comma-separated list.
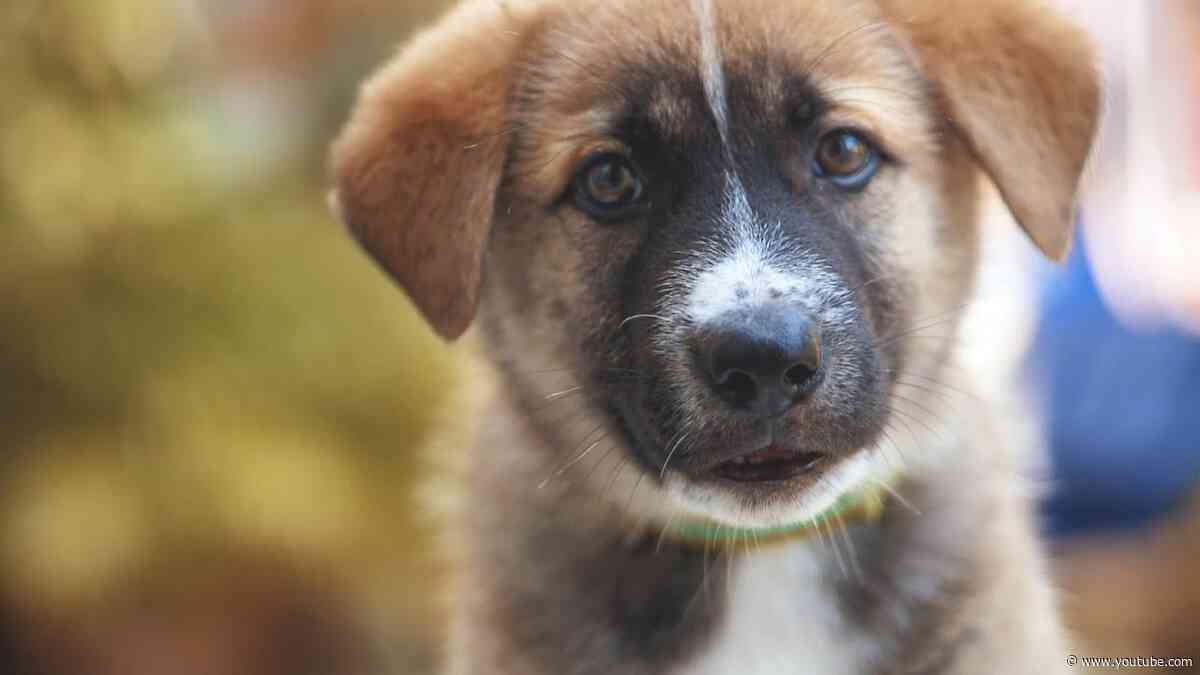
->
[0, 1, 1195, 673]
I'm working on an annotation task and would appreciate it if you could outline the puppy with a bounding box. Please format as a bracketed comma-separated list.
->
[330, 0, 1101, 672]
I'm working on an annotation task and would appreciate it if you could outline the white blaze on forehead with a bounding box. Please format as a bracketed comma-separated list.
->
[683, 3, 850, 330]
[691, 0, 730, 149]
[723, 170, 753, 236]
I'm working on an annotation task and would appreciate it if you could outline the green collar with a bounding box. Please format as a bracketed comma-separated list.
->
[665, 485, 887, 550]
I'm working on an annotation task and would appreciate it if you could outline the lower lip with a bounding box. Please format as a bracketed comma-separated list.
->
[711, 446, 827, 483]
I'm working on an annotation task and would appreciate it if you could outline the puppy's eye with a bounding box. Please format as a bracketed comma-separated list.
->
[814, 130, 879, 189]
[574, 154, 644, 219]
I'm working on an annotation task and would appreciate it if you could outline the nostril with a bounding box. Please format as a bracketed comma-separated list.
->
[784, 328, 821, 393]
[716, 369, 759, 407]
[783, 362, 819, 391]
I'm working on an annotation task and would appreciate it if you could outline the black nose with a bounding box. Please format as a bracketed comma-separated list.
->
[695, 307, 822, 417]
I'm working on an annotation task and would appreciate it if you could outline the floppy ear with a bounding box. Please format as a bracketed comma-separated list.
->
[330, 1, 546, 339]
[881, 0, 1102, 261]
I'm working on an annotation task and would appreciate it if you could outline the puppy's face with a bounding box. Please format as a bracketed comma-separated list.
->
[332, 0, 1099, 528]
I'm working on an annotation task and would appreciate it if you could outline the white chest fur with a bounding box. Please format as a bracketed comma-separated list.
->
[677, 541, 876, 675]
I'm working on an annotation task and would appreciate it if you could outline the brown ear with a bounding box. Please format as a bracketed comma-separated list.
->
[882, 0, 1102, 261]
[330, 1, 546, 339]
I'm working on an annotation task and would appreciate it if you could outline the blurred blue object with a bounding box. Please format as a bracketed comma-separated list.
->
[1032, 240, 1200, 537]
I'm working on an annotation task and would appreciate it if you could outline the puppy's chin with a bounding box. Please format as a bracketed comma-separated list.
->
[661, 450, 883, 529]
[606, 373, 893, 529]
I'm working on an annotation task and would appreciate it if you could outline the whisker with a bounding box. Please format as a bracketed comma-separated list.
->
[505, 129, 599, 183]
[542, 385, 585, 402]
[833, 514, 862, 581]
[656, 508, 681, 554]
[886, 404, 943, 442]
[659, 429, 691, 479]
[869, 478, 922, 517]
[725, 538, 736, 605]
[530, 401, 592, 434]
[602, 457, 629, 503]
[542, 435, 608, 488]
[529, 392, 586, 416]
[816, 474, 861, 580]
[876, 426, 908, 470]
[874, 319, 962, 351]
[882, 407, 921, 448]
[820, 516, 849, 579]
[813, 510, 832, 557]
[893, 379, 966, 414]
[622, 472, 646, 524]
[805, 21, 891, 76]
[684, 532, 717, 619]
[872, 302, 973, 349]
[461, 125, 520, 150]
[849, 272, 902, 295]
[619, 313, 670, 330]
[751, 528, 764, 556]
[533, 43, 632, 103]
[886, 370, 981, 404]
[539, 422, 607, 488]
[890, 392, 948, 429]
[582, 443, 620, 485]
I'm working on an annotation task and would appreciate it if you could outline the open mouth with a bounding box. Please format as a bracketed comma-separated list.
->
[712, 445, 827, 483]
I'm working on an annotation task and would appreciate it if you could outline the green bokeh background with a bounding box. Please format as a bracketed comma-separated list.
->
[0, 1, 461, 672]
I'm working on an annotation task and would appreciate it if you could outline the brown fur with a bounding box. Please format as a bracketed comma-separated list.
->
[330, 0, 551, 339]
[881, 0, 1101, 260]
[330, 1, 1100, 673]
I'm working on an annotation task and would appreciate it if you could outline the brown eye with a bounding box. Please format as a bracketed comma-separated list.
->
[574, 154, 644, 218]
[814, 130, 879, 188]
